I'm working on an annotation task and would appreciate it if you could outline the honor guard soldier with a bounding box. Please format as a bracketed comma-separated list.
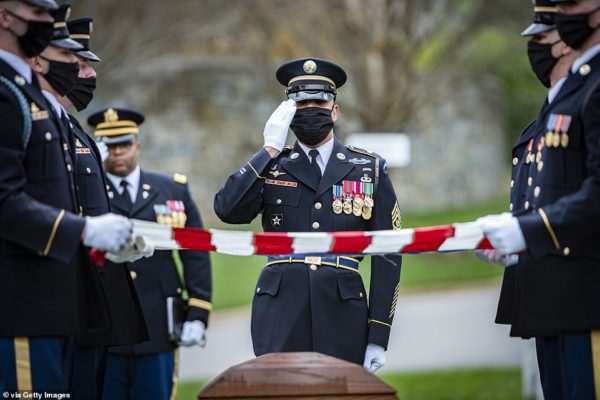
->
[480, 1, 600, 397]
[87, 107, 212, 400]
[30, 11, 150, 399]
[214, 58, 403, 372]
[0, 0, 132, 394]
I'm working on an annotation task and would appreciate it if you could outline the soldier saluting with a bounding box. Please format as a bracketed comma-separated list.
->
[214, 58, 402, 372]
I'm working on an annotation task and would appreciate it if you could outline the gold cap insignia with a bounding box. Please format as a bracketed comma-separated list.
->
[104, 108, 119, 123]
[303, 60, 317, 74]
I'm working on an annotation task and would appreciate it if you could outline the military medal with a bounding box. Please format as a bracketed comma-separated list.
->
[352, 181, 364, 217]
[545, 114, 556, 147]
[362, 181, 374, 220]
[560, 115, 571, 148]
[342, 180, 353, 214]
[332, 185, 343, 214]
[526, 139, 534, 164]
[536, 138, 544, 164]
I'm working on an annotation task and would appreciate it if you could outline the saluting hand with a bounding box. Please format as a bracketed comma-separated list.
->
[263, 99, 296, 153]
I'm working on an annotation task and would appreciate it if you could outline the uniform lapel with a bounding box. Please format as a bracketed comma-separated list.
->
[280, 142, 319, 191]
[315, 138, 354, 198]
[130, 170, 159, 217]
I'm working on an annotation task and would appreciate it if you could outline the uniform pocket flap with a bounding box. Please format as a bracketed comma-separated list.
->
[263, 185, 301, 207]
[337, 274, 365, 301]
[255, 268, 282, 296]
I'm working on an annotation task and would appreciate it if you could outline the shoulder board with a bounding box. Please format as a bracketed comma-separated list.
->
[347, 144, 382, 160]
[173, 173, 187, 184]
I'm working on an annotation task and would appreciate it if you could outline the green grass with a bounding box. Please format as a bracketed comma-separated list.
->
[209, 197, 508, 310]
[175, 368, 530, 400]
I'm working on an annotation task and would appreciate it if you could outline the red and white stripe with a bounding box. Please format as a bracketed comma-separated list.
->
[132, 220, 493, 256]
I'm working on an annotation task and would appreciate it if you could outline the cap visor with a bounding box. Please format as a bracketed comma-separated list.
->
[23, 0, 58, 10]
[76, 50, 101, 62]
[521, 23, 555, 36]
[51, 38, 84, 50]
[99, 134, 137, 145]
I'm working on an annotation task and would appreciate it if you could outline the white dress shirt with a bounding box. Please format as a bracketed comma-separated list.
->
[297, 135, 334, 175]
[548, 77, 567, 104]
[107, 165, 141, 204]
[42, 90, 67, 119]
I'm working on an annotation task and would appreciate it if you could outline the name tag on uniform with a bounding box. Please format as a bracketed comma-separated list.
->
[265, 179, 298, 188]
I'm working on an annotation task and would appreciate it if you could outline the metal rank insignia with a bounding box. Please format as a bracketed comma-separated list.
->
[154, 200, 187, 228]
[545, 114, 572, 148]
[332, 185, 343, 214]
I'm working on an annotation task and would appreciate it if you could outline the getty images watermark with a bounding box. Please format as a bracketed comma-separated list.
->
[2, 392, 70, 399]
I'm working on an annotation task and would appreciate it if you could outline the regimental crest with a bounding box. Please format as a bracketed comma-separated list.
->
[271, 214, 283, 229]
[104, 108, 119, 123]
[303, 60, 317, 74]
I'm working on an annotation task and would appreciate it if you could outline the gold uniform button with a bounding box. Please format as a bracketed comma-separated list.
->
[512, 157, 519, 166]
[510, 180, 514, 188]
[359, 292, 364, 298]
[312, 222, 320, 229]
[130, 271, 137, 280]
[66, 164, 72, 172]
[314, 202, 322, 210]
[310, 264, 317, 271]
[534, 186, 541, 197]
[176, 288, 182, 294]
[276, 198, 282, 205]
[509, 203, 513, 211]
[528, 177, 533, 186]
[524, 201, 530, 210]
[86, 167, 91, 174]
[45, 132, 52, 141]
[538, 161, 544, 172]
[256, 287, 261, 293]
[564, 247, 571, 256]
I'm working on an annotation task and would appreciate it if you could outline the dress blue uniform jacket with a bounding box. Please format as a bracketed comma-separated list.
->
[0, 59, 109, 336]
[499, 54, 600, 338]
[214, 138, 402, 364]
[107, 170, 212, 355]
[69, 116, 148, 347]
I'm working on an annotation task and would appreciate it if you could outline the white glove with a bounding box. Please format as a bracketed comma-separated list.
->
[96, 141, 109, 163]
[363, 343, 385, 373]
[83, 214, 132, 253]
[263, 99, 296, 152]
[478, 213, 527, 255]
[475, 249, 519, 267]
[105, 234, 155, 263]
[180, 320, 206, 347]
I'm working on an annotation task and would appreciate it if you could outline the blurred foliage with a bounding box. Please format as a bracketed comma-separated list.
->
[176, 368, 529, 400]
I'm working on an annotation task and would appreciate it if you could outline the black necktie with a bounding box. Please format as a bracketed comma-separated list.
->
[120, 180, 133, 213]
[309, 149, 322, 181]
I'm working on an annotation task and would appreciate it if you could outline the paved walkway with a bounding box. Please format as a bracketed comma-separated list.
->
[179, 283, 525, 381]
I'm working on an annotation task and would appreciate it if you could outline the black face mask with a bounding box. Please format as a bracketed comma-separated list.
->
[41, 57, 80, 96]
[290, 107, 334, 146]
[6, 10, 54, 57]
[527, 41, 560, 88]
[67, 77, 96, 111]
[555, 8, 600, 49]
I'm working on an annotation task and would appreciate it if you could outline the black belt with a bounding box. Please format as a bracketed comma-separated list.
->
[266, 255, 360, 273]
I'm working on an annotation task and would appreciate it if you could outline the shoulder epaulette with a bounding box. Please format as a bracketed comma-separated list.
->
[347, 144, 382, 160]
[173, 173, 187, 184]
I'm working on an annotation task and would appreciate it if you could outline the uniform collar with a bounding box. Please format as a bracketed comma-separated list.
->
[42, 89, 66, 119]
[548, 77, 567, 104]
[107, 165, 141, 201]
[297, 135, 335, 167]
[571, 43, 600, 74]
[0, 49, 32, 83]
